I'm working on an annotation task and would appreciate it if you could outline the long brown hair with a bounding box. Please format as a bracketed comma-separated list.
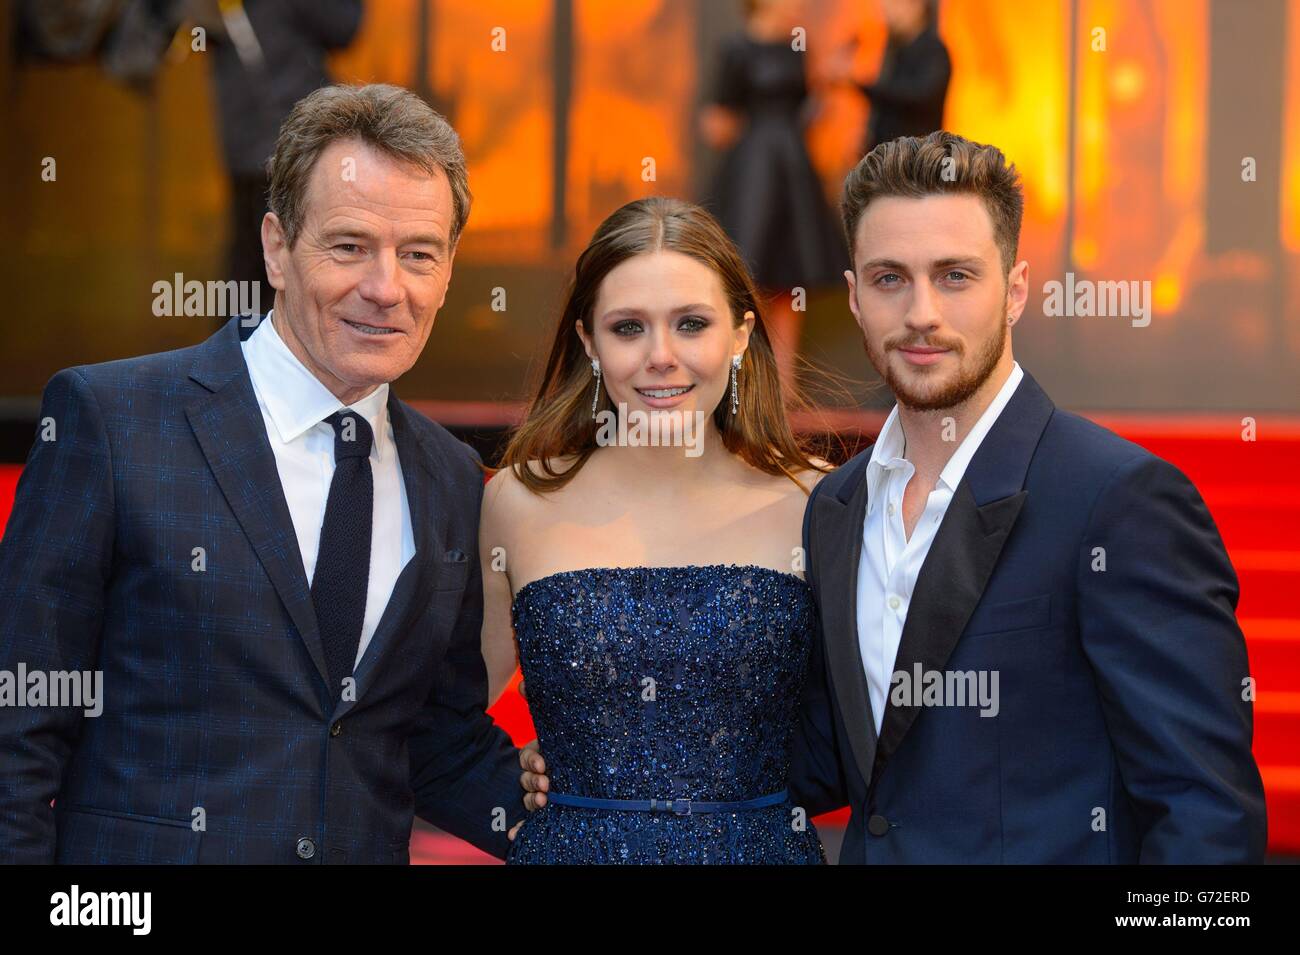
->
[498, 196, 832, 494]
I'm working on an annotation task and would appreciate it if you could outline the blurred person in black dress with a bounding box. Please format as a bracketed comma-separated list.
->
[831, 0, 950, 153]
[700, 0, 849, 389]
[209, 1, 363, 295]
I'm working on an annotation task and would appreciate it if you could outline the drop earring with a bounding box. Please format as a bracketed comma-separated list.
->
[730, 354, 741, 415]
[591, 358, 602, 419]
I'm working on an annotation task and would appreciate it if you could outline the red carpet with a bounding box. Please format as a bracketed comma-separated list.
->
[2, 413, 1296, 859]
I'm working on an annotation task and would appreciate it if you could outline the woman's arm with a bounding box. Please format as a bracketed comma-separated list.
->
[699, 35, 749, 150]
[479, 467, 521, 707]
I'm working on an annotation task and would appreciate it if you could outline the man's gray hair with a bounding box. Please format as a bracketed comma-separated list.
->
[266, 83, 471, 248]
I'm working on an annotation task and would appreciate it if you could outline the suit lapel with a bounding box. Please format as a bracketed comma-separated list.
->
[813, 453, 879, 790]
[871, 482, 1026, 778]
[184, 317, 331, 696]
[344, 394, 443, 709]
[871, 370, 1056, 780]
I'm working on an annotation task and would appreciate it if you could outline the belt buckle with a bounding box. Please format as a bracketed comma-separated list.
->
[648, 796, 693, 815]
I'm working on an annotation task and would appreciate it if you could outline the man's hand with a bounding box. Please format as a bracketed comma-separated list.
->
[507, 739, 549, 841]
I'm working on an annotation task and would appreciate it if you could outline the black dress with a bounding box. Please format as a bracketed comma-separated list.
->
[860, 26, 951, 153]
[704, 34, 849, 292]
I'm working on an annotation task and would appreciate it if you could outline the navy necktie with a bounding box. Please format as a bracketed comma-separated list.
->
[312, 409, 374, 701]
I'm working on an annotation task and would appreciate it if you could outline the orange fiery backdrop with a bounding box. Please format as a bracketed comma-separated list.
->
[2, 0, 1298, 408]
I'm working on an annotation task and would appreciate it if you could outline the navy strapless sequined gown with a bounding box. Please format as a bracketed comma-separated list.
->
[506, 564, 825, 864]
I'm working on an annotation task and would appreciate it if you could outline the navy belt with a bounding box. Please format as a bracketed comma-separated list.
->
[545, 789, 788, 816]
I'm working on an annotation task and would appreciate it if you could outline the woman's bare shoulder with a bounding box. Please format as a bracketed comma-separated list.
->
[483, 455, 582, 510]
[788, 456, 835, 495]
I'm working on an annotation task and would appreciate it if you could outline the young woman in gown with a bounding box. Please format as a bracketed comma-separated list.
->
[483, 197, 833, 864]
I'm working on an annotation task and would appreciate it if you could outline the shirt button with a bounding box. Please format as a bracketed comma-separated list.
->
[888, 595, 901, 610]
[887, 502, 896, 516]
[296, 837, 316, 860]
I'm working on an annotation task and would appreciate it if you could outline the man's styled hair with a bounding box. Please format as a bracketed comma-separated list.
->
[266, 83, 471, 248]
[841, 130, 1024, 273]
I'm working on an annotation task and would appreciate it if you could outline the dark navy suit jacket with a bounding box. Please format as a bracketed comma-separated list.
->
[0, 316, 525, 863]
[791, 369, 1267, 863]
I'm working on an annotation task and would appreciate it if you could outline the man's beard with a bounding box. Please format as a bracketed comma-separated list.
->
[865, 312, 1007, 412]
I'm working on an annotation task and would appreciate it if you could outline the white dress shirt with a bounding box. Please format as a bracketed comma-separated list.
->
[856, 362, 1024, 733]
[241, 311, 415, 670]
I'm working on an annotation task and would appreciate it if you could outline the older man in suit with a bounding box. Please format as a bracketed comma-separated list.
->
[0, 83, 526, 863]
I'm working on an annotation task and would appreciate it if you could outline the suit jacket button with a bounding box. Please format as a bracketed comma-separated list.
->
[867, 814, 891, 837]
[330, 721, 342, 737]
[296, 837, 317, 860]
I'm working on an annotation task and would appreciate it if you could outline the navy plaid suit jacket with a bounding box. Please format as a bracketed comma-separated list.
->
[0, 316, 526, 863]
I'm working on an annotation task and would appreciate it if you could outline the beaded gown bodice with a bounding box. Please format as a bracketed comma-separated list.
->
[504, 564, 826, 865]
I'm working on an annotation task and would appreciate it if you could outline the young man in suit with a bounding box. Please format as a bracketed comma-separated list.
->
[788, 130, 1266, 863]
[0, 84, 527, 863]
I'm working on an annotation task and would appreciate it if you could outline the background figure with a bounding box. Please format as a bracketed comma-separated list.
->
[700, 0, 849, 389]
[209, 0, 363, 295]
[838, 0, 950, 153]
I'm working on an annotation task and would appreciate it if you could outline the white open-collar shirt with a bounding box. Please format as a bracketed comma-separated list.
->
[856, 362, 1024, 733]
